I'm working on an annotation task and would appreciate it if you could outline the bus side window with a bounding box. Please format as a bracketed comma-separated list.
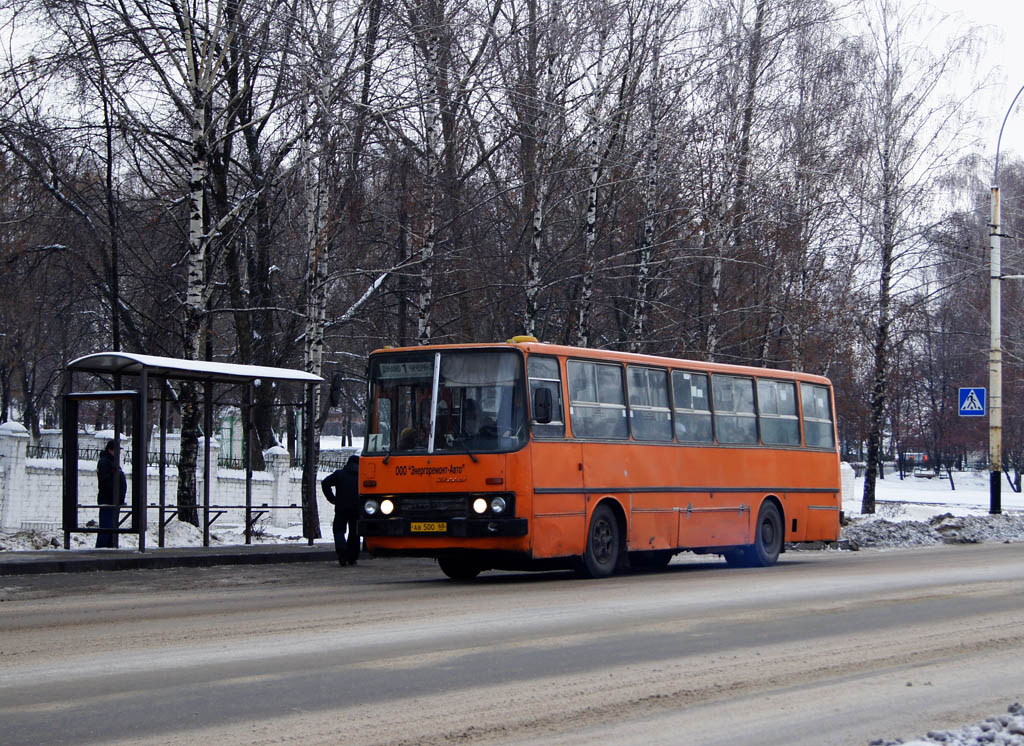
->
[568, 360, 628, 439]
[712, 375, 757, 444]
[671, 371, 713, 442]
[801, 383, 835, 448]
[758, 379, 800, 445]
[627, 366, 673, 441]
[528, 356, 565, 438]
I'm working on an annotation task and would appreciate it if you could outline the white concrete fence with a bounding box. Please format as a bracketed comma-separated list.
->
[0, 421, 352, 535]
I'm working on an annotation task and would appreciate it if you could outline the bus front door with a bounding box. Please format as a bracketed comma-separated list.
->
[530, 442, 585, 558]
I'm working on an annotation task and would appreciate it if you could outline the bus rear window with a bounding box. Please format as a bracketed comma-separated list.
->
[801, 383, 835, 448]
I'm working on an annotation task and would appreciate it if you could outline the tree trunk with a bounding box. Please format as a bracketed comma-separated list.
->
[417, 25, 443, 345]
[576, 53, 604, 349]
[175, 85, 209, 526]
[629, 43, 661, 353]
[177, 381, 201, 525]
[862, 181, 895, 514]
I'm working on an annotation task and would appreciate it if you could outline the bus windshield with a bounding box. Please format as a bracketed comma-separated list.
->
[365, 350, 527, 455]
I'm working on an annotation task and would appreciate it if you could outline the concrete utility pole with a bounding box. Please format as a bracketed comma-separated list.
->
[989, 83, 1024, 514]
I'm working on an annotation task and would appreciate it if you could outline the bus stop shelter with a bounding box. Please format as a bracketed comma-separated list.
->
[62, 352, 323, 551]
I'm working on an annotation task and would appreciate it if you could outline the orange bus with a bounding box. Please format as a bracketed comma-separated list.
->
[358, 337, 841, 579]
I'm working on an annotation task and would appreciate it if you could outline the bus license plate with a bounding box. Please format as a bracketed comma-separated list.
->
[411, 521, 447, 533]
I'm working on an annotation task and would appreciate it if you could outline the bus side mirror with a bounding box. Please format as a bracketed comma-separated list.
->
[534, 387, 552, 424]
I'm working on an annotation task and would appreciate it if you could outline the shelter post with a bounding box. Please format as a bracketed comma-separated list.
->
[61, 367, 77, 551]
[135, 368, 148, 552]
[159, 380, 167, 548]
[203, 380, 213, 547]
[244, 385, 253, 545]
[303, 382, 317, 545]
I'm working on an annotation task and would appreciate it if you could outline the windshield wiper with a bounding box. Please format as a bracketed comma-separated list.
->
[446, 434, 479, 463]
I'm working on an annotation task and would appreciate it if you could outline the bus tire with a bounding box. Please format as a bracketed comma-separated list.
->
[722, 549, 746, 567]
[438, 557, 482, 580]
[576, 504, 621, 579]
[724, 501, 783, 568]
[742, 500, 784, 567]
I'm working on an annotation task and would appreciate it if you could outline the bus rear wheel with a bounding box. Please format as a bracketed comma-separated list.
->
[438, 557, 482, 580]
[725, 501, 783, 568]
[576, 504, 621, 579]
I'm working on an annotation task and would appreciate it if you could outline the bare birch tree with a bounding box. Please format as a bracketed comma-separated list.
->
[502, 0, 570, 337]
[296, 0, 381, 537]
[854, 0, 980, 513]
[573, 0, 655, 348]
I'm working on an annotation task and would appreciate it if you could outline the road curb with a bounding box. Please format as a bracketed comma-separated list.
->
[0, 545, 338, 575]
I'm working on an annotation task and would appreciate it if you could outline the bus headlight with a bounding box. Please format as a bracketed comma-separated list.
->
[380, 499, 395, 516]
[490, 496, 507, 514]
[364, 499, 379, 516]
[472, 497, 488, 514]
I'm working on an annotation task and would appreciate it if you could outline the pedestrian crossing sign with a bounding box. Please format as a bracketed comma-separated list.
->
[958, 387, 986, 417]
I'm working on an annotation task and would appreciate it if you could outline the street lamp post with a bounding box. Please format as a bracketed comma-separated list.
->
[990, 84, 1024, 515]
[990, 178, 1002, 514]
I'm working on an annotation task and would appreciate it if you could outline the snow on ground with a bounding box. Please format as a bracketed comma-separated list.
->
[0, 518, 337, 552]
[841, 469, 1024, 549]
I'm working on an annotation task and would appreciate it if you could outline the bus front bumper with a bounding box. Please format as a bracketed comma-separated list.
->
[359, 517, 528, 538]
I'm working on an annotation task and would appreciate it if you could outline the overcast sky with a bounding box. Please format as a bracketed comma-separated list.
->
[922, 0, 1024, 166]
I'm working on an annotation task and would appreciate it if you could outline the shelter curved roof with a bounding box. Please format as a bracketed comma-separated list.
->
[67, 352, 323, 384]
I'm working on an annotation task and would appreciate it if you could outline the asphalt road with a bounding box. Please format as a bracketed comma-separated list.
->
[2, 544, 1024, 746]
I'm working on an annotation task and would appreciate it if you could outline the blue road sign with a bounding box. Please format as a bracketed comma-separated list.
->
[958, 387, 986, 417]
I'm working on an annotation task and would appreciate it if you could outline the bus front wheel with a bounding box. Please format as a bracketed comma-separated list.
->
[576, 504, 621, 579]
[725, 501, 783, 568]
[438, 557, 482, 580]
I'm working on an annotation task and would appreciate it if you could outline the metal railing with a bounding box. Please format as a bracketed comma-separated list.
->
[29, 444, 184, 467]
[27, 444, 88, 460]
[292, 450, 355, 472]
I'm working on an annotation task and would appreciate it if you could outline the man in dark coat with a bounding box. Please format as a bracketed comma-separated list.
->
[96, 439, 127, 548]
[321, 454, 361, 566]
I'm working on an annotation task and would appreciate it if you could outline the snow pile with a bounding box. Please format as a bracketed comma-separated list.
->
[838, 470, 1024, 550]
[842, 516, 943, 548]
[869, 702, 1024, 746]
[0, 530, 69, 551]
[841, 512, 1024, 549]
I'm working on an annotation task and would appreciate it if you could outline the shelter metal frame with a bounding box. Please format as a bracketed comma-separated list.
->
[62, 352, 323, 551]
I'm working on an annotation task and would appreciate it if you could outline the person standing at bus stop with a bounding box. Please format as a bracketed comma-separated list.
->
[321, 454, 361, 566]
[96, 439, 127, 548]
